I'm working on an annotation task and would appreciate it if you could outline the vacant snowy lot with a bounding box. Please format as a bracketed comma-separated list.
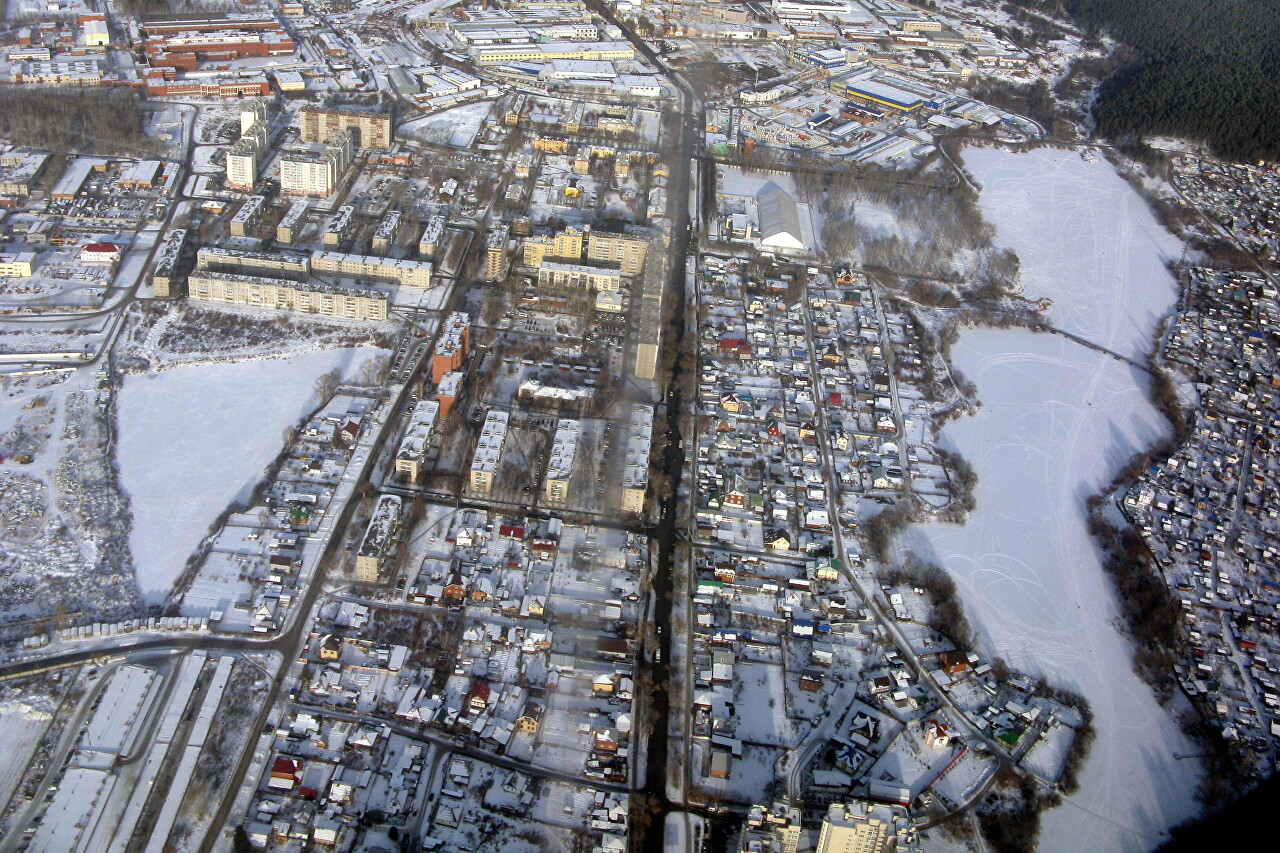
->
[117, 348, 383, 601]
[903, 148, 1200, 853]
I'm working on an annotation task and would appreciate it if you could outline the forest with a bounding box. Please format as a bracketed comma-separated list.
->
[0, 89, 154, 155]
[1010, 0, 1280, 161]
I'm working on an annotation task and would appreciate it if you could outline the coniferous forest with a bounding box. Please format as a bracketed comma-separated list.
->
[1016, 0, 1280, 161]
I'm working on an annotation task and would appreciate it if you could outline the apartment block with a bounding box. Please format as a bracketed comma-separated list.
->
[300, 105, 392, 149]
[225, 138, 258, 190]
[311, 251, 432, 288]
[323, 205, 355, 246]
[522, 226, 584, 267]
[586, 229, 649, 275]
[196, 246, 310, 280]
[188, 271, 388, 321]
[537, 261, 621, 291]
[621, 405, 653, 514]
[431, 311, 470, 383]
[418, 214, 447, 259]
[356, 495, 402, 582]
[371, 210, 402, 254]
[436, 370, 463, 418]
[281, 129, 353, 197]
[469, 410, 509, 494]
[151, 228, 187, 297]
[229, 194, 265, 237]
[277, 198, 309, 243]
[395, 399, 440, 482]
[485, 221, 509, 281]
[543, 418, 580, 504]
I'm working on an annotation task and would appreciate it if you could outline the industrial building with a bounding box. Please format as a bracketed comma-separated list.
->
[469, 410, 509, 495]
[187, 271, 388, 321]
[395, 400, 440, 482]
[141, 71, 270, 99]
[543, 419, 580, 503]
[300, 105, 392, 149]
[0, 150, 49, 197]
[355, 495, 402, 582]
[755, 182, 806, 254]
[0, 251, 36, 278]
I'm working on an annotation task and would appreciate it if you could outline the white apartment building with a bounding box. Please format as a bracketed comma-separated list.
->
[543, 418, 580, 503]
[469, 410, 509, 494]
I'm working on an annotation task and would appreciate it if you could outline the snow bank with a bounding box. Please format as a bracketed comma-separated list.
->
[118, 348, 381, 602]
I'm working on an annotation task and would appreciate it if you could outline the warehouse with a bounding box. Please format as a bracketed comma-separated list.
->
[840, 78, 924, 113]
[756, 182, 806, 253]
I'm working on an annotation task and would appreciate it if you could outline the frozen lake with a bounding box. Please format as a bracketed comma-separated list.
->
[118, 348, 378, 602]
[903, 147, 1199, 851]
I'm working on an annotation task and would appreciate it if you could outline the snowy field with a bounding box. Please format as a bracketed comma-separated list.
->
[117, 348, 383, 602]
[902, 148, 1199, 853]
[962, 146, 1182, 360]
[398, 101, 494, 148]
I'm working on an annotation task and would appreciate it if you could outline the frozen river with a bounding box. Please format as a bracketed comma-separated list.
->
[903, 147, 1200, 851]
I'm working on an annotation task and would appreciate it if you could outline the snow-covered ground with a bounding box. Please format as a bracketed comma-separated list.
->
[117, 348, 384, 602]
[902, 147, 1200, 853]
[398, 101, 494, 148]
[961, 146, 1181, 360]
[0, 692, 55, 807]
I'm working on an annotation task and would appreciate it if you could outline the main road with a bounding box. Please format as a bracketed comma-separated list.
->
[581, 3, 709, 851]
